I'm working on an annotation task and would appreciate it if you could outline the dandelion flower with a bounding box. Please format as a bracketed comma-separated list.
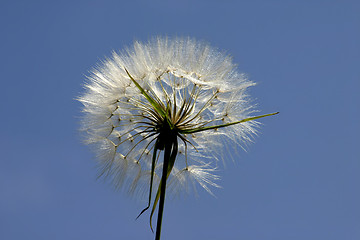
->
[78, 36, 278, 240]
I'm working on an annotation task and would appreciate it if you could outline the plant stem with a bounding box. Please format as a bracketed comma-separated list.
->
[155, 142, 172, 240]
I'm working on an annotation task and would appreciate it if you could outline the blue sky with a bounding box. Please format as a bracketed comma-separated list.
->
[1, 0, 359, 239]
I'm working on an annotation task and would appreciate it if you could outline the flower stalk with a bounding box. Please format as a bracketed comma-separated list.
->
[155, 139, 177, 240]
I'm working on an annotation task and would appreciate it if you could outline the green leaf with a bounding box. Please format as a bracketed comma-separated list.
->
[125, 68, 167, 118]
[150, 182, 161, 232]
[136, 145, 159, 219]
[180, 112, 279, 134]
[125, 68, 173, 128]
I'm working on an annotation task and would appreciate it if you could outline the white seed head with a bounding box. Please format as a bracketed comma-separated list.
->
[78, 36, 258, 199]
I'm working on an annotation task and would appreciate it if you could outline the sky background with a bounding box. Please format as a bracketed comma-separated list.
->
[1, 0, 359, 239]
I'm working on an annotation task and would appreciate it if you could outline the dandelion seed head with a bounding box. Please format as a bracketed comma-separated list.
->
[78, 36, 258, 199]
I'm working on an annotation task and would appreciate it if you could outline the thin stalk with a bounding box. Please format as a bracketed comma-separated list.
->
[155, 141, 172, 240]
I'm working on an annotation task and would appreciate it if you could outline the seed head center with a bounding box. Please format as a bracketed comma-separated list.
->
[156, 117, 178, 150]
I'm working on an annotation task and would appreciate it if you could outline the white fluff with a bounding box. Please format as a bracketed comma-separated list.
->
[78, 36, 258, 199]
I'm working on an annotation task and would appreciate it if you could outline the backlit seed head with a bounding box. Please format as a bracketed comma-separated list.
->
[78, 36, 259, 198]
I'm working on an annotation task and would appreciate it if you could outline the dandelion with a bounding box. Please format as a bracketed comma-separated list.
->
[78, 36, 278, 240]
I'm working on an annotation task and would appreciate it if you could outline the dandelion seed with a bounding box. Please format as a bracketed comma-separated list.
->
[78, 36, 278, 240]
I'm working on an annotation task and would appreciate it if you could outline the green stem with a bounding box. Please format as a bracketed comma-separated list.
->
[155, 141, 172, 240]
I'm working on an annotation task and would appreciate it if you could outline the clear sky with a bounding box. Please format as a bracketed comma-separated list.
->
[1, 0, 359, 239]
